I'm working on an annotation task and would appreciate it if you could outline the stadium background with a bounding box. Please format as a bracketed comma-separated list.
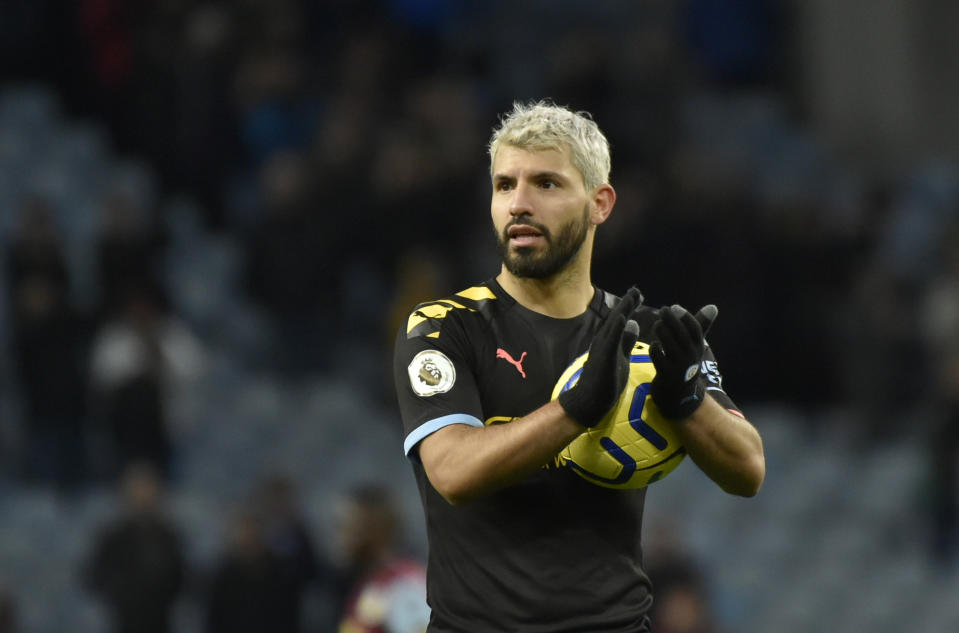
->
[1, 0, 959, 631]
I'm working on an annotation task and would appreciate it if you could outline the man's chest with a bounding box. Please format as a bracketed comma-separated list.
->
[473, 316, 597, 421]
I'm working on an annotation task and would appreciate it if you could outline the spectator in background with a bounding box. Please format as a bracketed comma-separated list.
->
[336, 484, 429, 633]
[0, 583, 15, 633]
[648, 561, 720, 633]
[84, 461, 187, 633]
[5, 194, 69, 297]
[205, 508, 288, 633]
[919, 224, 959, 563]
[88, 285, 205, 480]
[644, 518, 723, 633]
[75, 0, 136, 151]
[5, 197, 90, 491]
[241, 150, 336, 378]
[840, 261, 921, 439]
[232, 43, 315, 167]
[95, 187, 166, 321]
[258, 473, 328, 633]
[367, 76, 487, 284]
[169, 2, 240, 225]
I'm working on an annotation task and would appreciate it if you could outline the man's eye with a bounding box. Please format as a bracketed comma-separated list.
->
[496, 181, 512, 191]
[540, 180, 556, 189]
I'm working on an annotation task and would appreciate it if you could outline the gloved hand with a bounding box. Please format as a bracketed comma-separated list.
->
[649, 304, 718, 420]
[559, 287, 642, 427]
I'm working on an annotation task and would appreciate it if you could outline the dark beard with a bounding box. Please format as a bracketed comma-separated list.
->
[495, 205, 590, 279]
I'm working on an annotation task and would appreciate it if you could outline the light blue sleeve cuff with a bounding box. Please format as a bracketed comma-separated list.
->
[404, 414, 484, 456]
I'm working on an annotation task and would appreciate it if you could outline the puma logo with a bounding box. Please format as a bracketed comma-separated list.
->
[496, 348, 527, 378]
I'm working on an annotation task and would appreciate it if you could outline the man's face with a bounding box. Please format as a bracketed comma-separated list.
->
[491, 145, 592, 279]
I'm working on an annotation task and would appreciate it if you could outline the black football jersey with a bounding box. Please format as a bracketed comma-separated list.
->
[393, 278, 739, 633]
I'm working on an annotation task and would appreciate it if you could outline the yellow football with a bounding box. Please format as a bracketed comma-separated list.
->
[552, 341, 686, 489]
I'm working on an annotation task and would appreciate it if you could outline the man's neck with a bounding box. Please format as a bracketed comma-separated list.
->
[496, 264, 594, 319]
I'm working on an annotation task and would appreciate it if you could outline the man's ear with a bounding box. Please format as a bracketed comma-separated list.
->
[590, 183, 616, 226]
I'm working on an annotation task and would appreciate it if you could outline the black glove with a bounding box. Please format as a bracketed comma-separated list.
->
[649, 304, 718, 420]
[559, 287, 642, 427]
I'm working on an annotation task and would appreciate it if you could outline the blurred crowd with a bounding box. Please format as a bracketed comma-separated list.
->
[9, 0, 951, 408]
[79, 464, 424, 633]
[2, 0, 959, 631]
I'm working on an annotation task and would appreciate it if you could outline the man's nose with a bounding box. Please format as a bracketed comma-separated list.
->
[509, 182, 533, 217]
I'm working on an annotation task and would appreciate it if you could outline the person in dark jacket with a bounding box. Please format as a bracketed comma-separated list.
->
[84, 461, 187, 633]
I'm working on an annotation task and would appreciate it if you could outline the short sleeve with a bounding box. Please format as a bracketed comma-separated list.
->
[393, 309, 484, 458]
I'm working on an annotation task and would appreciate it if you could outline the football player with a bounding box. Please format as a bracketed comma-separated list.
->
[393, 101, 765, 632]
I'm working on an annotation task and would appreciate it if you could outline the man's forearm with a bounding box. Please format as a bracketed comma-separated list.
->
[671, 394, 766, 496]
[418, 400, 584, 505]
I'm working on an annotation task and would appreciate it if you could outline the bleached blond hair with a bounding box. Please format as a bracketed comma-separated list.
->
[488, 100, 611, 192]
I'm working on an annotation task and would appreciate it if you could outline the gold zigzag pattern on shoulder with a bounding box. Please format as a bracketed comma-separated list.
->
[406, 285, 497, 337]
[456, 286, 496, 302]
